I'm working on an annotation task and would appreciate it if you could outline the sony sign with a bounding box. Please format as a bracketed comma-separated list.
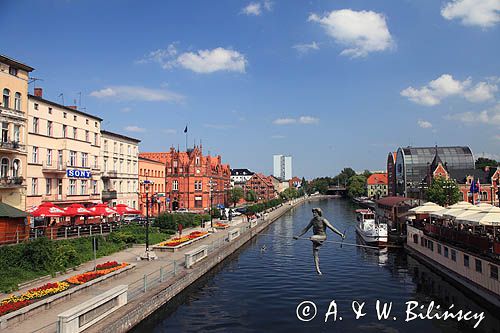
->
[67, 169, 92, 178]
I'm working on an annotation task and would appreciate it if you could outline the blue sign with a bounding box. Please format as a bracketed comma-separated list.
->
[67, 169, 92, 178]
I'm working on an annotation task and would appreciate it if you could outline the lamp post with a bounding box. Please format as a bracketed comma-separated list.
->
[139, 179, 157, 260]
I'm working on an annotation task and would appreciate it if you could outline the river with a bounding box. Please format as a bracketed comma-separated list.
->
[133, 198, 499, 333]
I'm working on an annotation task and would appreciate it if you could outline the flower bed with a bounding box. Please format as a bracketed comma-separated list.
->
[0, 281, 70, 316]
[158, 231, 209, 247]
[0, 261, 129, 317]
[66, 262, 129, 285]
[214, 222, 228, 229]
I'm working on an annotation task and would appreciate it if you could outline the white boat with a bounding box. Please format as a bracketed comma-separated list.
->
[355, 209, 388, 246]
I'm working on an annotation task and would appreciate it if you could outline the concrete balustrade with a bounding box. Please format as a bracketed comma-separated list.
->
[250, 220, 258, 228]
[184, 245, 208, 268]
[57, 285, 128, 333]
[228, 229, 240, 242]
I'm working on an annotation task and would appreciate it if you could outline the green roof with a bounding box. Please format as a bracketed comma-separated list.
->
[0, 202, 28, 218]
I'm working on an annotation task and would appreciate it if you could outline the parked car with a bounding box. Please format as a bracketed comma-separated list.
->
[176, 208, 189, 213]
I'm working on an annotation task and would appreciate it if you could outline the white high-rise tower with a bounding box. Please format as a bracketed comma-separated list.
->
[273, 154, 292, 180]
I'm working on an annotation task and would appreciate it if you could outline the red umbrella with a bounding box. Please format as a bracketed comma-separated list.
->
[30, 202, 66, 217]
[114, 204, 141, 215]
[89, 203, 117, 216]
[64, 204, 94, 217]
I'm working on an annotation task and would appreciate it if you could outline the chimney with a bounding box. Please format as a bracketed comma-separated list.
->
[34, 88, 43, 97]
[66, 105, 77, 110]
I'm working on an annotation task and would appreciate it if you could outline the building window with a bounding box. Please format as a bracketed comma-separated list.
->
[104, 140, 108, 151]
[47, 149, 52, 166]
[173, 180, 178, 191]
[94, 121, 98, 127]
[73, 127, 77, 139]
[81, 153, 88, 167]
[444, 247, 449, 258]
[32, 178, 38, 195]
[32, 146, 38, 163]
[475, 259, 482, 273]
[94, 156, 98, 169]
[12, 159, 20, 177]
[73, 115, 77, 121]
[9, 67, 18, 76]
[437, 244, 441, 254]
[94, 133, 98, 146]
[491, 265, 498, 280]
[2, 89, 10, 108]
[128, 145, 131, 155]
[451, 249, 456, 261]
[85, 130, 89, 142]
[80, 180, 87, 195]
[14, 125, 20, 142]
[92, 180, 98, 194]
[69, 179, 76, 195]
[1, 158, 9, 178]
[14, 92, 21, 111]
[63, 125, 67, 137]
[47, 121, 53, 136]
[69, 151, 76, 166]
[86, 119, 89, 125]
[464, 254, 469, 267]
[48, 107, 52, 114]
[63, 112, 67, 118]
[33, 117, 39, 133]
[127, 161, 131, 173]
[46, 178, 51, 195]
[1, 122, 8, 142]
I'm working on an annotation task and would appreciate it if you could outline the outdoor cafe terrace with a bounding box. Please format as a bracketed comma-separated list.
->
[408, 201, 500, 262]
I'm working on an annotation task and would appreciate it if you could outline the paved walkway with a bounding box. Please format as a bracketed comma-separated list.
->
[4, 199, 306, 333]
[3, 214, 260, 332]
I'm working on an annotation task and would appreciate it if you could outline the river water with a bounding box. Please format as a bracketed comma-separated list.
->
[133, 198, 499, 333]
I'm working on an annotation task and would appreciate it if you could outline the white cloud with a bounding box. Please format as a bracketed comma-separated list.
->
[401, 74, 498, 106]
[441, 0, 500, 28]
[271, 135, 286, 139]
[120, 107, 132, 113]
[308, 9, 394, 57]
[464, 82, 498, 102]
[90, 85, 184, 102]
[140, 44, 247, 74]
[241, 1, 273, 16]
[446, 103, 500, 125]
[273, 118, 296, 125]
[124, 126, 146, 133]
[273, 116, 319, 125]
[242, 2, 262, 16]
[418, 120, 433, 128]
[298, 116, 319, 124]
[293, 41, 320, 54]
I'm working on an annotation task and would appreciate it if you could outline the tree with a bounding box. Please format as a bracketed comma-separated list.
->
[426, 176, 461, 206]
[362, 170, 372, 179]
[300, 177, 309, 194]
[245, 189, 257, 202]
[347, 175, 367, 198]
[227, 187, 244, 207]
[280, 188, 299, 201]
[475, 157, 499, 170]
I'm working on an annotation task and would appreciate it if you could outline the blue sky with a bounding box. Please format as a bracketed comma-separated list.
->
[2, 0, 499, 178]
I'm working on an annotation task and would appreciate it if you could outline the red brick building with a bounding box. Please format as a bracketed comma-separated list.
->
[244, 173, 277, 202]
[428, 154, 500, 205]
[138, 157, 166, 216]
[140, 146, 230, 212]
[289, 176, 301, 189]
[387, 152, 397, 196]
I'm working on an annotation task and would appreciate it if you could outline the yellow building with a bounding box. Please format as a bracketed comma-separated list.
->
[0, 55, 33, 210]
[100, 130, 140, 209]
[26, 89, 102, 209]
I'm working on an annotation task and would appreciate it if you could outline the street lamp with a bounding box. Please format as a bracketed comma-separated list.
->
[209, 178, 213, 228]
[139, 179, 157, 260]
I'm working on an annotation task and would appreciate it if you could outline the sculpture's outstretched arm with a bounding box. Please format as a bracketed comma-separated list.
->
[294, 221, 313, 239]
[324, 219, 345, 238]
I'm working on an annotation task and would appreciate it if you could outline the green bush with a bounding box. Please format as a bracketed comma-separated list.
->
[246, 198, 284, 214]
[154, 213, 210, 232]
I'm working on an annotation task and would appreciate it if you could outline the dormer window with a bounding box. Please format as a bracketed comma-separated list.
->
[9, 67, 18, 76]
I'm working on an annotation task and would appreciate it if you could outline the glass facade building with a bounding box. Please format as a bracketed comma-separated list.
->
[395, 146, 474, 197]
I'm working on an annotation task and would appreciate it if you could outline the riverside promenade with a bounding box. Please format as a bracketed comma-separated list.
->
[4, 195, 326, 333]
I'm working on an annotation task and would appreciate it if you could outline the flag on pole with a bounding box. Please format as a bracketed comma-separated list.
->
[477, 180, 481, 204]
[184, 125, 188, 133]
